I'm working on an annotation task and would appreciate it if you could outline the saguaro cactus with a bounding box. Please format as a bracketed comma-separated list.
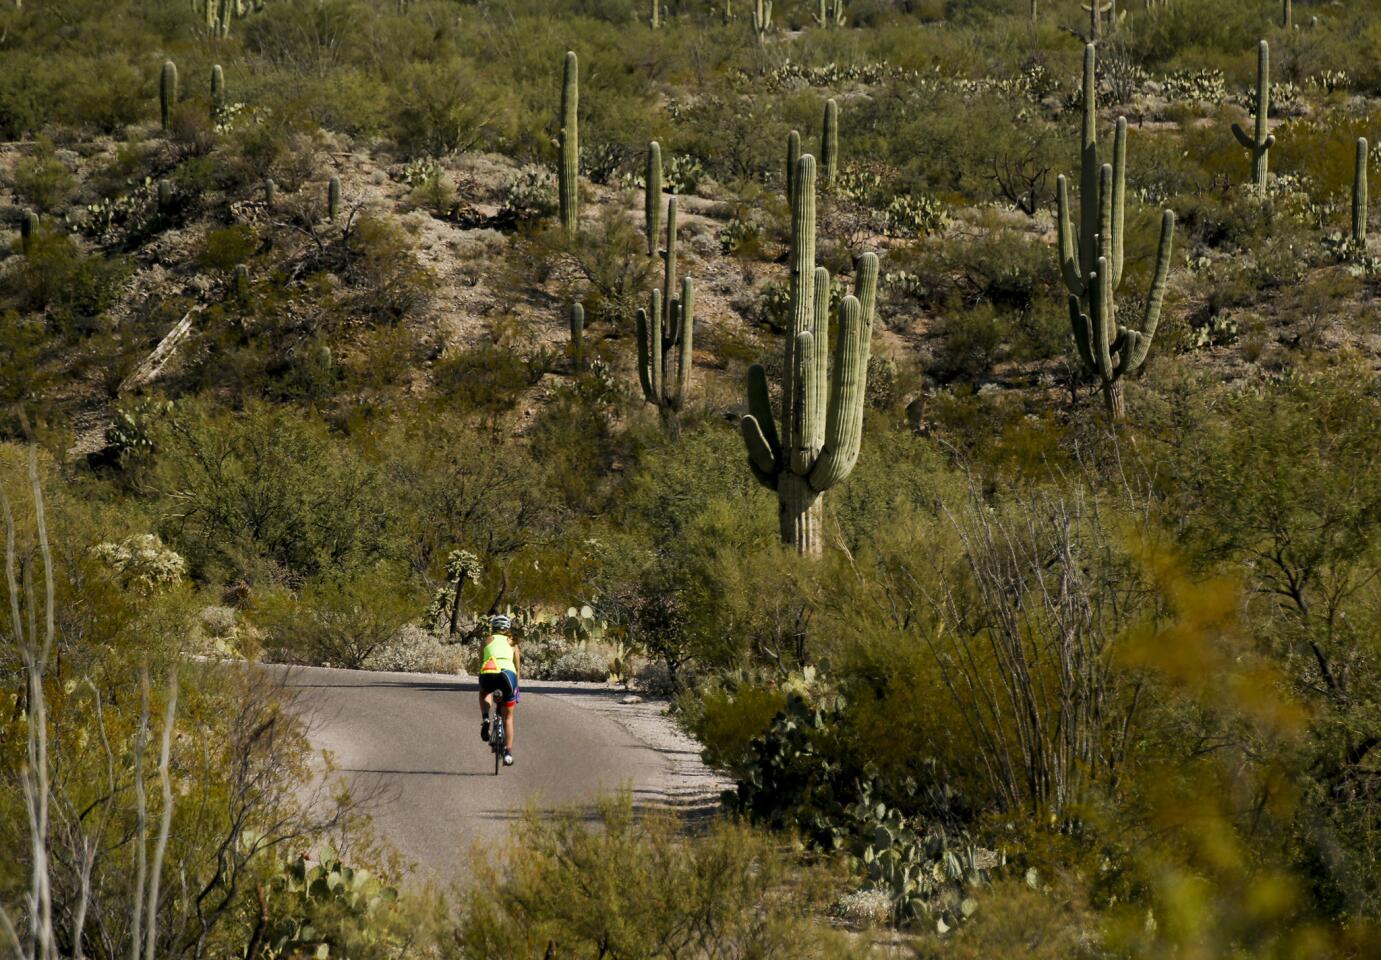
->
[210, 64, 224, 116]
[636, 197, 695, 436]
[264, 179, 276, 206]
[650, 0, 659, 27]
[1283, 0, 1292, 30]
[559, 51, 579, 240]
[741, 155, 877, 557]
[160, 60, 178, 131]
[1232, 41, 1275, 194]
[328, 176, 341, 221]
[1081, 0, 1111, 39]
[814, 0, 846, 27]
[785, 130, 801, 208]
[21, 211, 39, 255]
[1056, 44, 1177, 421]
[569, 302, 586, 371]
[1355, 137, 1369, 246]
[645, 141, 662, 257]
[821, 99, 839, 185]
[752, 0, 772, 39]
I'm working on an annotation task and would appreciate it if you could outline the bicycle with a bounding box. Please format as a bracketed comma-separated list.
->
[488, 705, 507, 776]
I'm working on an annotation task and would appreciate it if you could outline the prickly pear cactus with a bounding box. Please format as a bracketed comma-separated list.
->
[261, 852, 399, 960]
[741, 154, 877, 556]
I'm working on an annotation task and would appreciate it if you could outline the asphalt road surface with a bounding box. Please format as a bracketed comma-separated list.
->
[276, 664, 709, 886]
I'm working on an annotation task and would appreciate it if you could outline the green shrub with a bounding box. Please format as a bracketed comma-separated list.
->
[9, 141, 78, 213]
[8, 233, 131, 337]
[390, 59, 513, 158]
[454, 795, 861, 959]
[199, 224, 260, 271]
[253, 566, 422, 668]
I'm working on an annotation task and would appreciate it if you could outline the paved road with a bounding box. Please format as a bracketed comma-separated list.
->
[276, 665, 684, 886]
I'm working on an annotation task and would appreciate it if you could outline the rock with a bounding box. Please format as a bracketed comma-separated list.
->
[620, 694, 643, 705]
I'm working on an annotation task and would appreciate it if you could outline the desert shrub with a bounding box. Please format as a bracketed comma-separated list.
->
[547, 647, 610, 681]
[453, 796, 860, 959]
[199, 224, 260, 271]
[9, 141, 78, 213]
[7, 232, 131, 337]
[390, 59, 513, 158]
[149, 400, 399, 583]
[343, 216, 437, 323]
[254, 567, 422, 668]
[929, 304, 1006, 384]
[362, 623, 465, 674]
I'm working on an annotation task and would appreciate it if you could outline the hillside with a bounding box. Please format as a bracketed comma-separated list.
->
[3, 1, 1380, 958]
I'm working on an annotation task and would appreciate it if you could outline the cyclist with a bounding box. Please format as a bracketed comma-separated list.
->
[478, 613, 520, 766]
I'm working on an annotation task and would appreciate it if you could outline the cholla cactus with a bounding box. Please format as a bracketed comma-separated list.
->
[1232, 41, 1276, 194]
[91, 535, 187, 595]
[558, 51, 579, 239]
[1056, 43, 1176, 421]
[741, 154, 877, 557]
[637, 197, 695, 436]
[159, 60, 178, 131]
[1354, 137, 1368, 246]
[428, 549, 483, 636]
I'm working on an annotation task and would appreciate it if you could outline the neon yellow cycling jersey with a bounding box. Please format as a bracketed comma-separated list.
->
[480, 634, 516, 674]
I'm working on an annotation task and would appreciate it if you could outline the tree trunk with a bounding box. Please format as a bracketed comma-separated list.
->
[448, 578, 464, 637]
[777, 473, 823, 557]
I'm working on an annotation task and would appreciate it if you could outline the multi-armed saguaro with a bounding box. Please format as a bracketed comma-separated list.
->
[637, 196, 694, 436]
[741, 154, 877, 557]
[559, 51, 579, 240]
[752, 0, 772, 39]
[1232, 40, 1275, 194]
[814, 0, 846, 27]
[1056, 44, 1176, 422]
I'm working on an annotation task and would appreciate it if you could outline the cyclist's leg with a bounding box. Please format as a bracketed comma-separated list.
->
[500, 671, 517, 750]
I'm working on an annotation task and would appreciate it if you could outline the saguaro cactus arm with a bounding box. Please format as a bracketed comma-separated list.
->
[809, 291, 871, 492]
[645, 142, 662, 256]
[1117, 210, 1175, 374]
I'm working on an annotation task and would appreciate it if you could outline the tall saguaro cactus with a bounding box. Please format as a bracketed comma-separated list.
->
[637, 197, 695, 436]
[559, 51, 580, 240]
[1232, 41, 1275, 194]
[821, 99, 839, 185]
[1056, 44, 1177, 421]
[1355, 137, 1369, 246]
[814, 0, 846, 27]
[569, 302, 586, 371]
[159, 60, 178, 131]
[645, 141, 662, 256]
[328, 176, 341, 221]
[741, 155, 877, 557]
[1283, 0, 1292, 30]
[21, 211, 39, 255]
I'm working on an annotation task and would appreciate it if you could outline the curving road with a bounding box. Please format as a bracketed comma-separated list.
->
[275, 665, 719, 886]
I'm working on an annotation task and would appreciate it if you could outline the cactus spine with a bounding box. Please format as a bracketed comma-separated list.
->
[1232, 41, 1275, 194]
[1354, 137, 1369, 247]
[559, 51, 579, 240]
[569, 302, 586, 371]
[328, 176, 341, 221]
[740, 154, 876, 557]
[645, 141, 662, 257]
[1057, 44, 1176, 421]
[785, 130, 801, 208]
[160, 60, 178, 131]
[821, 99, 839, 185]
[21, 210, 38, 255]
[636, 197, 694, 436]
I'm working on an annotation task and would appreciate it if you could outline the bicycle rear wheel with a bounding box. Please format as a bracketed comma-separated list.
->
[492, 718, 504, 775]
